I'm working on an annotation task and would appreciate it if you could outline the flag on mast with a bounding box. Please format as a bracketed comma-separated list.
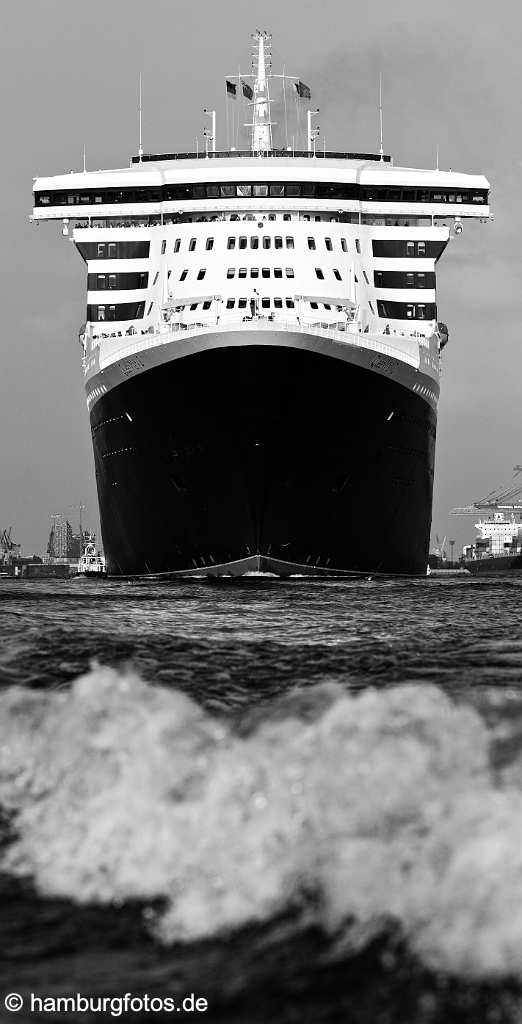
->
[241, 79, 254, 100]
[295, 80, 311, 99]
[226, 80, 237, 98]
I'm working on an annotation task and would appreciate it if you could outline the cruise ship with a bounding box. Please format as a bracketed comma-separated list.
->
[32, 33, 490, 577]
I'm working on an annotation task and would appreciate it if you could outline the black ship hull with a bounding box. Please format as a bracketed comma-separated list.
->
[90, 345, 436, 576]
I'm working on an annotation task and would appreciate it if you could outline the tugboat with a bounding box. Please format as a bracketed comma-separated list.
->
[77, 540, 107, 577]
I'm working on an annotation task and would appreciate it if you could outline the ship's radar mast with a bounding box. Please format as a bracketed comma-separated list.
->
[250, 30, 273, 154]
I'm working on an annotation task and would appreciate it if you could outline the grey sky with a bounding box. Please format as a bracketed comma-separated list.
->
[1, 0, 520, 554]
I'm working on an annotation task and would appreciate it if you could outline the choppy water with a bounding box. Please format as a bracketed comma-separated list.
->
[2, 575, 522, 1022]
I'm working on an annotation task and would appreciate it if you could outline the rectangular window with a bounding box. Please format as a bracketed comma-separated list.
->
[418, 273, 425, 287]
[274, 268, 282, 279]
[203, 300, 212, 310]
[237, 184, 252, 197]
[238, 298, 247, 309]
[286, 237, 294, 249]
[417, 304, 426, 319]
[220, 185, 235, 198]
[108, 305, 116, 321]
[226, 299, 235, 309]
[190, 303, 198, 311]
[98, 305, 106, 321]
[197, 269, 206, 280]
[333, 269, 342, 281]
[97, 243, 106, 258]
[341, 238, 348, 252]
[97, 274, 106, 289]
[406, 273, 414, 288]
[286, 268, 294, 278]
[375, 272, 383, 287]
[263, 237, 271, 249]
[239, 236, 247, 249]
[206, 238, 214, 250]
[238, 268, 247, 278]
[308, 238, 316, 250]
[417, 241, 426, 256]
[406, 241, 415, 257]
[253, 184, 269, 197]
[325, 238, 333, 251]
[310, 301, 318, 310]
[283, 214, 291, 221]
[108, 274, 117, 289]
[189, 238, 196, 251]
[355, 239, 361, 254]
[227, 237, 236, 250]
[108, 243, 117, 258]
[406, 304, 415, 318]
[250, 268, 259, 278]
[315, 268, 324, 280]
[274, 236, 283, 249]
[286, 184, 301, 197]
[261, 297, 270, 309]
[262, 268, 270, 278]
[250, 236, 259, 249]
[227, 268, 235, 278]
[180, 269, 188, 281]
[269, 184, 284, 197]
[174, 239, 181, 253]
[206, 185, 219, 198]
[274, 297, 283, 308]
[286, 299, 295, 308]
[161, 240, 166, 254]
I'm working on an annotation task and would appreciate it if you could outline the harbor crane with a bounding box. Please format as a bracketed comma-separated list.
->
[451, 467, 522, 515]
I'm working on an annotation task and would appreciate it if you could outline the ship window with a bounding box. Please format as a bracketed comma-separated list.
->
[418, 273, 426, 286]
[269, 183, 285, 197]
[227, 237, 236, 249]
[174, 238, 181, 252]
[147, 302, 153, 315]
[283, 214, 291, 221]
[97, 305, 106, 320]
[220, 185, 235, 197]
[274, 268, 282, 279]
[341, 238, 347, 252]
[417, 241, 426, 256]
[355, 239, 361, 254]
[203, 300, 212, 310]
[286, 298, 295, 308]
[406, 241, 415, 257]
[325, 237, 333, 251]
[109, 274, 117, 288]
[315, 268, 324, 279]
[108, 243, 117, 258]
[417, 304, 426, 319]
[238, 268, 247, 278]
[226, 299, 235, 309]
[253, 184, 269, 197]
[324, 304, 331, 310]
[239, 236, 247, 249]
[286, 236, 294, 248]
[262, 297, 270, 309]
[310, 302, 318, 310]
[153, 271, 159, 285]
[406, 304, 415, 318]
[206, 238, 214, 250]
[286, 184, 301, 197]
[262, 268, 270, 278]
[274, 236, 283, 249]
[286, 268, 294, 278]
[250, 236, 259, 249]
[97, 243, 106, 258]
[274, 297, 283, 308]
[161, 240, 166, 254]
[238, 298, 247, 309]
[406, 272, 414, 288]
[268, 214, 276, 221]
[250, 268, 259, 278]
[307, 238, 316, 250]
[375, 272, 383, 287]
[227, 268, 235, 278]
[333, 269, 342, 281]
[206, 185, 219, 198]
[263, 236, 271, 249]
[190, 303, 198, 310]
[180, 269, 188, 281]
[197, 269, 206, 280]
[97, 274, 106, 288]
[189, 238, 196, 251]
[236, 184, 251, 197]
[108, 305, 116, 320]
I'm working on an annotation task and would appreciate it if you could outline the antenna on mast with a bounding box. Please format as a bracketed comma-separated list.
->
[138, 73, 143, 162]
[379, 72, 384, 160]
[249, 30, 273, 154]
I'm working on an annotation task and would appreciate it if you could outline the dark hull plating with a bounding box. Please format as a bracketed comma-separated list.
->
[90, 346, 436, 576]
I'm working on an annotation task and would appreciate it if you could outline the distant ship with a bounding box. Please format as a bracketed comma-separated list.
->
[77, 540, 107, 577]
[452, 469, 522, 573]
[32, 32, 490, 577]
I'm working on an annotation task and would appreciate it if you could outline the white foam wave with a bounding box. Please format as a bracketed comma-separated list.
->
[1, 667, 521, 980]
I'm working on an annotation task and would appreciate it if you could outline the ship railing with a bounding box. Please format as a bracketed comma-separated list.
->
[96, 315, 422, 370]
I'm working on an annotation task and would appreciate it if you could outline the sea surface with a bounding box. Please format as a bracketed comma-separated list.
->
[2, 574, 522, 1023]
